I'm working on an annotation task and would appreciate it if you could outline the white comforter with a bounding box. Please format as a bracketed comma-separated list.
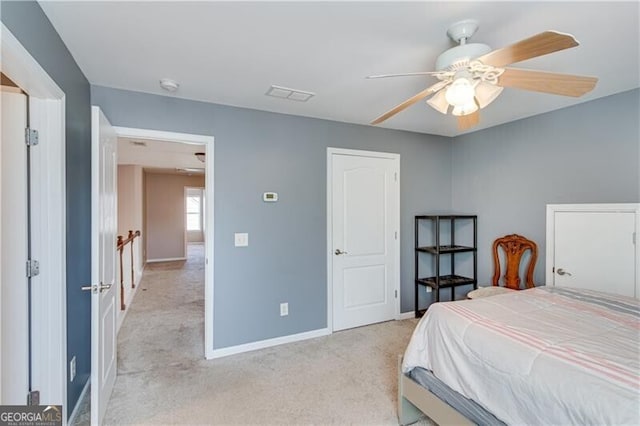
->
[403, 287, 640, 425]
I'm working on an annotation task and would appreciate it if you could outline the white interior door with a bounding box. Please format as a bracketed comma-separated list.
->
[553, 210, 636, 297]
[1, 89, 29, 403]
[90, 106, 118, 424]
[330, 150, 399, 331]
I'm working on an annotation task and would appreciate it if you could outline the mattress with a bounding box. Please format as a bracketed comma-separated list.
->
[403, 286, 640, 425]
[408, 367, 505, 426]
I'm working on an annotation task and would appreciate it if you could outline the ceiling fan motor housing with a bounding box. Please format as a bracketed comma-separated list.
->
[435, 43, 492, 71]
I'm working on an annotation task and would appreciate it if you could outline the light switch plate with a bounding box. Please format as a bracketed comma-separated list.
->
[234, 233, 248, 247]
[70, 356, 76, 382]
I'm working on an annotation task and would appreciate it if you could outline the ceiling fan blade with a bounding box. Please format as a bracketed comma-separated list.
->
[367, 71, 442, 79]
[457, 110, 480, 130]
[498, 68, 598, 97]
[476, 31, 579, 67]
[371, 80, 450, 125]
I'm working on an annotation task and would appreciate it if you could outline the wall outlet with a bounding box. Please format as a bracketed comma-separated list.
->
[426, 286, 432, 293]
[234, 232, 249, 247]
[280, 302, 288, 316]
[70, 356, 76, 382]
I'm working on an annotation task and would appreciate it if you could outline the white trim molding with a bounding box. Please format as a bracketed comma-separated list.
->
[146, 257, 187, 263]
[210, 328, 331, 359]
[117, 265, 144, 334]
[66, 378, 90, 426]
[1, 23, 67, 417]
[397, 312, 416, 321]
[113, 127, 216, 360]
[326, 147, 401, 333]
[113, 127, 210, 146]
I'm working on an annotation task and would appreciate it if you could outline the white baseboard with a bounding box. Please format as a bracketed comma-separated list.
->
[146, 257, 186, 263]
[396, 311, 416, 320]
[117, 266, 145, 333]
[208, 327, 331, 359]
[67, 377, 90, 426]
[134, 266, 144, 286]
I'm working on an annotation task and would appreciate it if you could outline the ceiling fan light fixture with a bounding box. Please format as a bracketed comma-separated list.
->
[474, 82, 504, 109]
[451, 101, 478, 117]
[445, 78, 475, 107]
[426, 89, 449, 114]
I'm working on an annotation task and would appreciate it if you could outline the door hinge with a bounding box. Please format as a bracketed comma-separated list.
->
[394, 172, 397, 182]
[633, 232, 637, 245]
[25, 127, 39, 146]
[395, 231, 398, 240]
[552, 266, 555, 273]
[27, 390, 40, 405]
[26, 259, 40, 278]
[395, 290, 398, 298]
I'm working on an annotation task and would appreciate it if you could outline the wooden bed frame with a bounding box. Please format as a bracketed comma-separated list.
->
[397, 356, 473, 426]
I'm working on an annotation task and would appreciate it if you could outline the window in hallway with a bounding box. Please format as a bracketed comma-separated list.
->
[186, 188, 203, 231]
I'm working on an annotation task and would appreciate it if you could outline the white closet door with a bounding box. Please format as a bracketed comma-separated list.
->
[551, 209, 637, 297]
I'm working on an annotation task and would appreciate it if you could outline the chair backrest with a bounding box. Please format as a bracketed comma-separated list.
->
[492, 234, 537, 290]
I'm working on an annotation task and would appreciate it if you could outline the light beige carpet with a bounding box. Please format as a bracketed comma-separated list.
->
[73, 244, 431, 425]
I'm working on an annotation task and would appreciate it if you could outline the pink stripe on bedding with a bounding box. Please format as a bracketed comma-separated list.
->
[526, 290, 640, 329]
[444, 301, 640, 389]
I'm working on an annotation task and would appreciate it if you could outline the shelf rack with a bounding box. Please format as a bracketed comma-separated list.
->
[414, 215, 477, 317]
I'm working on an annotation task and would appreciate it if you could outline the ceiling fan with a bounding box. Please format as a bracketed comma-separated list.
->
[368, 20, 598, 130]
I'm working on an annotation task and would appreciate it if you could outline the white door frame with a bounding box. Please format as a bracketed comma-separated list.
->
[0, 24, 67, 413]
[113, 127, 215, 359]
[326, 147, 401, 332]
[546, 203, 640, 294]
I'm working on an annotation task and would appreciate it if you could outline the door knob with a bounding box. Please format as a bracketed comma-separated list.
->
[81, 282, 113, 293]
[335, 249, 348, 255]
[556, 268, 572, 276]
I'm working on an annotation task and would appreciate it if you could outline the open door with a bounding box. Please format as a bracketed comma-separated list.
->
[1, 86, 29, 403]
[89, 106, 118, 424]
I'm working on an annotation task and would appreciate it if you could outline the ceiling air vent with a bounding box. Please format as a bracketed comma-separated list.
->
[265, 85, 315, 102]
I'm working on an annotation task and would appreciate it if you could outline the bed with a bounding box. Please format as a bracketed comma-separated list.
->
[399, 286, 640, 425]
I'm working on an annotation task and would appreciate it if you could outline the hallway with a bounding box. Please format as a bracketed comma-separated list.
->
[107, 243, 205, 417]
[115, 242, 205, 371]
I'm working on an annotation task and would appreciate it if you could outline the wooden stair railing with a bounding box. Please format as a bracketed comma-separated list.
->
[117, 230, 141, 311]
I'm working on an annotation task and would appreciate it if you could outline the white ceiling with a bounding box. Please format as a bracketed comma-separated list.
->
[40, 1, 639, 137]
[118, 137, 205, 172]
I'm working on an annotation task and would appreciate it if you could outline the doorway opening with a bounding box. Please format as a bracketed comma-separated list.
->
[113, 127, 214, 359]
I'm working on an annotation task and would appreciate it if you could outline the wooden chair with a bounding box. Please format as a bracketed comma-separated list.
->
[467, 234, 537, 299]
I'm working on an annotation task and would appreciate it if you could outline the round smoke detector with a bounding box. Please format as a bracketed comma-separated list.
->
[159, 78, 180, 92]
[435, 19, 492, 71]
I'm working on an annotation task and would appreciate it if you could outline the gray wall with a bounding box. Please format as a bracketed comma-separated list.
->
[452, 89, 640, 285]
[1, 0, 92, 414]
[91, 86, 453, 348]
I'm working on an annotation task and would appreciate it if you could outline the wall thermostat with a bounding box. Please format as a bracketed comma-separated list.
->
[263, 192, 278, 202]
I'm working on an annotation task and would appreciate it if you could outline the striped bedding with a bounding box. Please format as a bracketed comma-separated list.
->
[402, 286, 640, 425]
